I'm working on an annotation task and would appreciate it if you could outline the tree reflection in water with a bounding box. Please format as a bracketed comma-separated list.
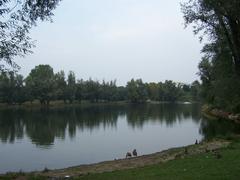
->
[0, 104, 239, 147]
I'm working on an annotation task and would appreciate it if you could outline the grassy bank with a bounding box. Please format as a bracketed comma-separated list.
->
[78, 139, 240, 180]
[1, 137, 240, 180]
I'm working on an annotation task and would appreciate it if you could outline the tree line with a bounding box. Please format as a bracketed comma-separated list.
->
[2, 0, 240, 113]
[0, 65, 200, 105]
[182, 0, 240, 113]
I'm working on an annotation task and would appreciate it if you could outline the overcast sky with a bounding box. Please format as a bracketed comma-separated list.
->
[17, 0, 202, 86]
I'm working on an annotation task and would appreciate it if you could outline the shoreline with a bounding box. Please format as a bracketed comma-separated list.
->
[40, 139, 230, 178]
[0, 139, 228, 179]
[0, 100, 199, 110]
[202, 105, 240, 124]
[0, 101, 128, 110]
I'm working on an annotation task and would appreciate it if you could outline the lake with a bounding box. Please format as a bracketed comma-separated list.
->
[0, 103, 239, 173]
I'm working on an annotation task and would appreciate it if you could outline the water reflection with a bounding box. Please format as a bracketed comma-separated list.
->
[199, 117, 240, 139]
[126, 104, 201, 128]
[0, 104, 239, 147]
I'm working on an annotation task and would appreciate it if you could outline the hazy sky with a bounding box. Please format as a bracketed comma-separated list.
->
[17, 0, 202, 86]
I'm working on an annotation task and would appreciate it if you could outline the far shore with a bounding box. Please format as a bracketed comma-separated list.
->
[0, 100, 199, 110]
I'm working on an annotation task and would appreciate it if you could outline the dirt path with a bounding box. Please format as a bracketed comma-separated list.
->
[39, 139, 229, 178]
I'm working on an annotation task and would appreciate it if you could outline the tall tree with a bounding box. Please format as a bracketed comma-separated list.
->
[84, 79, 100, 103]
[0, 71, 25, 104]
[0, 71, 14, 103]
[66, 71, 76, 104]
[162, 80, 181, 102]
[76, 79, 84, 103]
[25, 65, 55, 105]
[54, 70, 67, 102]
[13, 74, 26, 104]
[181, 0, 240, 75]
[147, 82, 159, 101]
[190, 80, 201, 102]
[127, 79, 148, 103]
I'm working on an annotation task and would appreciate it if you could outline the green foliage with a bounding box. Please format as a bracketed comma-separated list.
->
[197, 38, 240, 112]
[100, 80, 118, 102]
[0, 0, 61, 71]
[162, 80, 181, 102]
[190, 81, 201, 102]
[25, 65, 55, 105]
[76, 79, 84, 103]
[147, 82, 159, 101]
[0, 65, 200, 106]
[0, 72, 26, 104]
[182, 0, 240, 113]
[181, 0, 240, 74]
[127, 79, 148, 103]
[12, 74, 26, 104]
[146, 81, 199, 103]
[66, 71, 76, 103]
[54, 70, 67, 102]
[84, 79, 101, 103]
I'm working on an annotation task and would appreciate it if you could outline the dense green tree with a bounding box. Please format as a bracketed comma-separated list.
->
[182, 84, 191, 93]
[84, 79, 100, 103]
[100, 80, 118, 102]
[116, 86, 128, 101]
[198, 40, 240, 112]
[12, 74, 26, 104]
[66, 71, 76, 104]
[75, 79, 84, 103]
[25, 65, 55, 105]
[178, 83, 191, 102]
[162, 80, 181, 102]
[198, 58, 214, 103]
[147, 82, 159, 101]
[54, 71, 67, 102]
[127, 79, 148, 103]
[190, 80, 201, 102]
[182, 0, 240, 112]
[0, 72, 14, 103]
[127, 79, 140, 103]
[0, 72, 26, 104]
[181, 0, 240, 75]
[0, 65, 199, 105]
[158, 82, 165, 102]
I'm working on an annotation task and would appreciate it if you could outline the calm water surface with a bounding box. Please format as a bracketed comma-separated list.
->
[0, 104, 239, 173]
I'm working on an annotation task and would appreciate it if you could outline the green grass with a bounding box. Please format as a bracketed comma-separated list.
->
[76, 140, 240, 180]
[0, 173, 46, 180]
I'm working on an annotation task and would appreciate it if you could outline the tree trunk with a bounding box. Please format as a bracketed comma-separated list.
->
[228, 17, 240, 75]
[215, 11, 240, 75]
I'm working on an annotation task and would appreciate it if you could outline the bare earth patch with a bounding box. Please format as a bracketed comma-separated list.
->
[39, 139, 230, 178]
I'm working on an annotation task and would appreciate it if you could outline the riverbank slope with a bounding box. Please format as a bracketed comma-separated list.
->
[202, 105, 240, 124]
